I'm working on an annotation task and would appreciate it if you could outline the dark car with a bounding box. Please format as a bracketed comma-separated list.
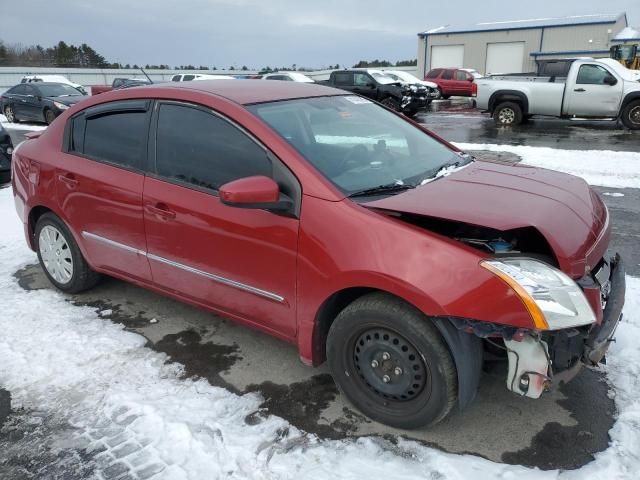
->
[0, 122, 13, 183]
[12, 80, 624, 429]
[322, 69, 436, 117]
[1, 82, 87, 125]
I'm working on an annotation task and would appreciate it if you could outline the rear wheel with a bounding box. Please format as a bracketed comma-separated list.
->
[621, 100, 640, 130]
[326, 293, 457, 429]
[4, 105, 17, 123]
[35, 213, 100, 293]
[44, 109, 56, 125]
[493, 101, 523, 126]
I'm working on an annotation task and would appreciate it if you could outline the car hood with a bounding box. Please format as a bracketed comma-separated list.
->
[365, 161, 609, 278]
[46, 96, 85, 106]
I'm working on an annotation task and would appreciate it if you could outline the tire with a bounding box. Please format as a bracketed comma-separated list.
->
[326, 292, 457, 429]
[493, 101, 523, 126]
[381, 97, 401, 112]
[3, 105, 18, 123]
[35, 213, 100, 293]
[44, 109, 56, 125]
[621, 100, 640, 130]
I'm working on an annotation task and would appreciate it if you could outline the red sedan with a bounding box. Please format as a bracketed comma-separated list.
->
[12, 81, 624, 429]
[425, 68, 479, 99]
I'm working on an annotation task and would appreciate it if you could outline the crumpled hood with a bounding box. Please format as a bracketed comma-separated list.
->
[366, 161, 609, 278]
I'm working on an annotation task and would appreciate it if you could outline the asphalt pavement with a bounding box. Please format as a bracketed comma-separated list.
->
[2, 105, 639, 470]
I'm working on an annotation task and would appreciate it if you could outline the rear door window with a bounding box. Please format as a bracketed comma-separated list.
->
[9, 85, 26, 95]
[441, 70, 454, 80]
[333, 72, 353, 86]
[154, 103, 272, 191]
[69, 100, 151, 170]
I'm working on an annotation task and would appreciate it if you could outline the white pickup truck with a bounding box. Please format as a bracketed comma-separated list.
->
[476, 58, 640, 129]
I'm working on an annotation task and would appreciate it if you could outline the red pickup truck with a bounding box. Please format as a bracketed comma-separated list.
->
[12, 80, 624, 429]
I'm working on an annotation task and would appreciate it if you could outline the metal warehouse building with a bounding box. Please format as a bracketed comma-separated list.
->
[417, 13, 629, 77]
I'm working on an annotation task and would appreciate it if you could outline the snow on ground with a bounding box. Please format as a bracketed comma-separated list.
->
[455, 143, 640, 190]
[0, 114, 48, 131]
[0, 190, 639, 479]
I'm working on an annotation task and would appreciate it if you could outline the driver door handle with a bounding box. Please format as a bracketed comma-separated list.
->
[145, 203, 176, 220]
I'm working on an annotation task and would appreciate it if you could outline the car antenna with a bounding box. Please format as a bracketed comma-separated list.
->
[140, 67, 153, 84]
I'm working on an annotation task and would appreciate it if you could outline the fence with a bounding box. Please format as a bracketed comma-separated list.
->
[0, 66, 420, 93]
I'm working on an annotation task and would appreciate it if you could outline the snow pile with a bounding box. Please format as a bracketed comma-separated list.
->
[455, 143, 640, 189]
[0, 186, 639, 479]
[0, 114, 48, 131]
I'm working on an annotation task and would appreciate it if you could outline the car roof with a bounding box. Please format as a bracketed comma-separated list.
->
[143, 79, 345, 104]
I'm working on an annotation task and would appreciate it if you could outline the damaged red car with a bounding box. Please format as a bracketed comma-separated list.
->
[12, 81, 625, 429]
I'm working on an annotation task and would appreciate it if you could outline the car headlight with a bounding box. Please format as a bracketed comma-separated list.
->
[6, 146, 12, 155]
[409, 85, 418, 92]
[53, 101, 69, 110]
[481, 258, 596, 330]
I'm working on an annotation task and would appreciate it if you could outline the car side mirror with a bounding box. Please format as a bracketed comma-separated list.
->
[468, 77, 474, 82]
[367, 82, 376, 88]
[603, 75, 617, 86]
[219, 175, 292, 212]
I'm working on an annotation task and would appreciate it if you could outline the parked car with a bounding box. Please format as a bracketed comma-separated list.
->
[262, 72, 315, 82]
[21, 75, 88, 95]
[1, 82, 87, 125]
[321, 69, 435, 116]
[425, 68, 479, 99]
[12, 81, 624, 429]
[91, 78, 152, 95]
[171, 73, 235, 82]
[476, 57, 640, 128]
[0, 122, 13, 183]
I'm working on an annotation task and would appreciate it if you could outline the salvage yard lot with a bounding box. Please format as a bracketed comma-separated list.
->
[1, 106, 640, 479]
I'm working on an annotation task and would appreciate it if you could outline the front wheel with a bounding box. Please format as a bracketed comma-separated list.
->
[326, 293, 457, 429]
[493, 101, 523, 126]
[35, 213, 101, 293]
[381, 97, 401, 112]
[621, 100, 640, 130]
[44, 109, 56, 125]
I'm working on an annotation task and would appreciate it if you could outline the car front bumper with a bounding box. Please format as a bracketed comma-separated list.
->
[505, 254, 625, 398]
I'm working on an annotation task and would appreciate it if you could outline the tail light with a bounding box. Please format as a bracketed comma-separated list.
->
[471, 82, 478, 97]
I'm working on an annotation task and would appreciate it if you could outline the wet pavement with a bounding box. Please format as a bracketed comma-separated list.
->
[418, 98, 640, 152]
[1, 104, 639, 472]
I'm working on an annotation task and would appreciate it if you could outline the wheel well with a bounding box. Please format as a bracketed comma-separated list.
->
[27, 206, 53, 248]
[489, 91, 528, 115]
[312, 287, 378, 365]
[621, 93, 640, 111]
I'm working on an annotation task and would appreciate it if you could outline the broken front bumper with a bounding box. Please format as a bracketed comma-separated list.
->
[505, 254, 625, 398]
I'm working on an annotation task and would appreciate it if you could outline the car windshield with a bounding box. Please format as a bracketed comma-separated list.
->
[38, 84, 84, 97]
[370, 73, 397, 84]
[249, 96, 466, 196]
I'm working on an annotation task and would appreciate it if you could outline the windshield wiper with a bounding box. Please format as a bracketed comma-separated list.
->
[348, 183, 415, 198]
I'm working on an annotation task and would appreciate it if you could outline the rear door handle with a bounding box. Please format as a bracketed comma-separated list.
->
[58, 173, 78, 188]
[574, 88, 586, 92]
[145, 203, 176, 220]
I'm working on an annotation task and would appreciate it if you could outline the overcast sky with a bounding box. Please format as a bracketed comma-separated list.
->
[2, 0, 639, 69]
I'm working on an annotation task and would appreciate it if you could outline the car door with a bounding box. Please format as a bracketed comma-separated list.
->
[454, 70, 473, 95]
[58, 100, 152, 283]
[565, 64, 624, 117]
[439, 69, 455, 95]
[143, 101, 300, 338]
[22, 85, 43, 121]
[332, 72, 356, 93]
[353, 73, 377, 99]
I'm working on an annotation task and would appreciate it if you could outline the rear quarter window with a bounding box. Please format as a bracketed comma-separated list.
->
[333, 72, 353, 86]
